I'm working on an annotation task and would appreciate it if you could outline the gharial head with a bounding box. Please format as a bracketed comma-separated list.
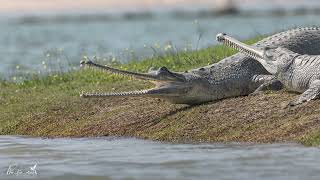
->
[260, 46, 300, 73]
[216, 33, 299, 75]
[79, 60, 210, 105]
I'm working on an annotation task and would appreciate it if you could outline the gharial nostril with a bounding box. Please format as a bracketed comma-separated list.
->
[80, 60, 93, 67]
[216, 33, 227, 41]
[80, 60, 86, 67]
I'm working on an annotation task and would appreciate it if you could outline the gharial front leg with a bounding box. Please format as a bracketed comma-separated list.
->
[288, 80, 320, 107]
[251, 75, 283, 96]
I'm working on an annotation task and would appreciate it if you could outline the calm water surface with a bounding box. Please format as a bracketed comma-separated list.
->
[0, 136, 320, 180]
[1, 13, 320, 78]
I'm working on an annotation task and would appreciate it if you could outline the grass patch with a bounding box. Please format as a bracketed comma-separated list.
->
[5, 35, 320, 146]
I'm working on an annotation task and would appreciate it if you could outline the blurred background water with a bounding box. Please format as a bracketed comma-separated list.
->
[1, 0, 320, 79]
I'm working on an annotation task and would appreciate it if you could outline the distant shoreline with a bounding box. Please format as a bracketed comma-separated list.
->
[1, 0, 320, 17]
[6, 7, 320, 25]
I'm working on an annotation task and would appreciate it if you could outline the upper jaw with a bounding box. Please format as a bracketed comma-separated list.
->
[79, 60, 188, 98]
[80, 60, 160, 81]
[80, 60, 186, 82]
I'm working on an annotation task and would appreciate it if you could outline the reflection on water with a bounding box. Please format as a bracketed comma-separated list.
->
[0, 136, 320, 180]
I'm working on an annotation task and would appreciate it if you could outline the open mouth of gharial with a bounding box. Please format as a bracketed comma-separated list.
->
[79, 60, 186, 98]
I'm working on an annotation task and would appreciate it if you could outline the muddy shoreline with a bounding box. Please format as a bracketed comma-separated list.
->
[10, 90, 320, 146]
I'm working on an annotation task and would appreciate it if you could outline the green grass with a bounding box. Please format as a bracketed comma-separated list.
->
[9, 36, 320, 145]
[0, 38, 258, 132]
[5, 37, 264, 87]
[0, 42, 234, 132]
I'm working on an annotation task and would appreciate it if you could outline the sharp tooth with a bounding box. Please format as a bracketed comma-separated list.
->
[80, 88, 151, 97]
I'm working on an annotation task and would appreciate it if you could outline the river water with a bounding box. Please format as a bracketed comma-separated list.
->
[0, 136, 320, 180]
[1, 13, 320, 78]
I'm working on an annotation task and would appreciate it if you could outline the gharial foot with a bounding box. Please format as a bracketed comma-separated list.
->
[284, 80, 320, 108]
[286, 100, 305, 108]
[250, 78, 283, 96]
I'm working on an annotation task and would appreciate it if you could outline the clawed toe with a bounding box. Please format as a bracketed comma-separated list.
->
[287, 101, 297, 107]
[284, 100, 304, 109]
[249, 91, 263, 97]
[249, 92, 258, 97]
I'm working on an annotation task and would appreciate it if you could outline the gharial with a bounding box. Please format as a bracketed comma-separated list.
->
[217, 32, 320, 106]
[80, 27, 320, 105]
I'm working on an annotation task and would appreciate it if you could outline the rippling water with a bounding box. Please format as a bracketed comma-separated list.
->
[0, 136, 320, 180]
[1, 13, 319, 78]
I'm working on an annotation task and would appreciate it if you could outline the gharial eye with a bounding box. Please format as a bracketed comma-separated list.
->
[159, 67, 168, 71]
[265, 50, 273, 58]
[157, 67, 172, 76]
[264, 46, 277, 59]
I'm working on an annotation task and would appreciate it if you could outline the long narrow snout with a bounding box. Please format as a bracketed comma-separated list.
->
[80, 60, 159, 81]
[80, 60, 188, 99]
[216, 33, 265, 62]
[216, 33, 277, 74]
